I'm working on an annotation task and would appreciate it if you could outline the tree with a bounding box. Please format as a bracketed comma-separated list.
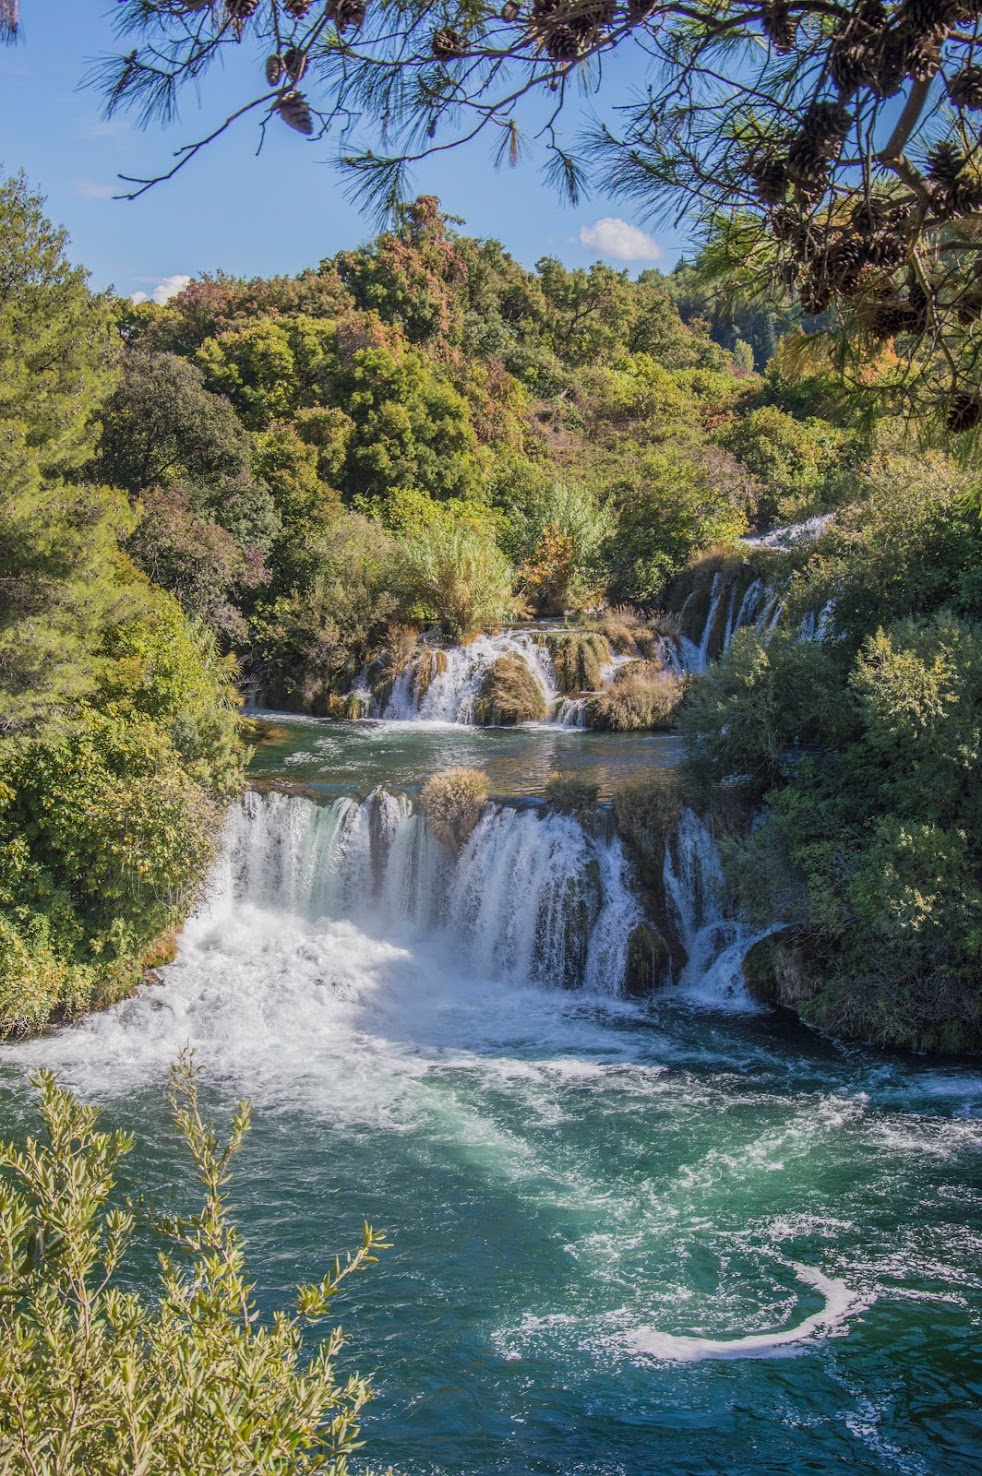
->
[0, 173, 117, 474]
[0, 1059, 389, 1474]
[98, 350, 253, 493]
[93, 4, 982, 428]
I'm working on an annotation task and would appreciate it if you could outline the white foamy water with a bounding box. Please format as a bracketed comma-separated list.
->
[383, 632, 562, 723]
[620, 1262, 867, 1362]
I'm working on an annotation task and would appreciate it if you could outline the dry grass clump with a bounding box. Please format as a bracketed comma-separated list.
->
[587, 666, 683, 731]
[544, 770, 600, 815]
[597, 605, 647, 656]
[414, 646, 448, 701]
[473, 655, 547, 724]
[421, 767, 489, 851]
[545, 632, 611, 693]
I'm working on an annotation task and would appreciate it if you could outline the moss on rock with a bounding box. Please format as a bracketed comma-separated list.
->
[624, 923, 672, 996]
[544, 632, 611, 694]
[587, 666, 683, 731]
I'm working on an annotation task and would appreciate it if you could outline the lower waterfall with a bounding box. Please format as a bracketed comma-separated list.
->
[221, 789, 644, 994]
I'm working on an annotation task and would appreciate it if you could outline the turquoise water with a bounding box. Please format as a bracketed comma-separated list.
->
[247, 714, 681, 799]
[1, 726, 980, 1474]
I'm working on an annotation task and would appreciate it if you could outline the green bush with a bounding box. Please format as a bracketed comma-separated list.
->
[421, 767, 489, 850]
[398, 509, 515, 637]
[587, 666, 683, 732]
[0, 1060, 388, 1475]
[0, 710, 223, 1036]
[545, 770, 600, 815]
[723, 613, 982, 1051]
[473, 655, 547, 725]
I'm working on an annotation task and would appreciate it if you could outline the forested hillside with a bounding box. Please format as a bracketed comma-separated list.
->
[100, 194, 855, 711]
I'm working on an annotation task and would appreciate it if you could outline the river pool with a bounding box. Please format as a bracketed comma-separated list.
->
[0, 720, 979, 1475]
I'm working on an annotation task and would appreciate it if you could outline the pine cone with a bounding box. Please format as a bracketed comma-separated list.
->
[829, 39, 880, 95]
[545, 22, 583, 59]
[871, 300, 921, 338]
[762, 1, 797, 53]
[927, 142, 966, 185]
[501, 1, 521, 18]
[799, 276, 833, 315]
[627, 0, 656, 21]
[265, 54, 284, 86]
[866, 229, 908, 272]
[225, 0, 259, 19]
[904, 32, 944, 83]
[276, 90, 313, 135]
[872, 34, 907, 97]
[826, 235, 866, 291]
[946, 390, 982, 433]
[432, 27, 467, 59]
[901, 0, 958, 31]
[751, 154, 788, 205]
[803, 99, 853, 146]
[283, 47, 307, 81]
[770, 205, 800, 241]
[329, 0, 367, 29]
[283, 0, 314, 17]
[949, 65, 982, 110]
[851, 196, 891, 235]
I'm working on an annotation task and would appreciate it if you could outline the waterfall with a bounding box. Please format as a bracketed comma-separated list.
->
[662, 809, 758, 1009]
[382, 632, 561, 723]
[223, 789, 642, 994]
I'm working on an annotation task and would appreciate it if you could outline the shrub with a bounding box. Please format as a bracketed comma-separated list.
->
[398, 509, 514, 637]
[473, 656, 547, 725]
[544, 631, 610, 693]
[0, 710, 221, 1036]
[587, 666, 683, 731]
[0, 1059, 388, 1475]
[545, 770, 600, 815]
[421, 767, 489, 850]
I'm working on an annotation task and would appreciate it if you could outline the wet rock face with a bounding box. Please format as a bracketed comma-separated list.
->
[623, 923, 672, 996]
[742, 932, 817, 1008]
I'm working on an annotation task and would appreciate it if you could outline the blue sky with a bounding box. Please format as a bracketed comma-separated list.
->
[0, 2, 695, 299]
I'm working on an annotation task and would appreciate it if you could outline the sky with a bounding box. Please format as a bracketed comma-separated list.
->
[0, 2, 695, 301]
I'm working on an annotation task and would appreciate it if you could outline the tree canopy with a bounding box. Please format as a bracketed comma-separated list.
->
[87, 2, 982, 430]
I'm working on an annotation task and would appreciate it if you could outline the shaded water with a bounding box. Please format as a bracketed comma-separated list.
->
[0, 741, 980, 1474]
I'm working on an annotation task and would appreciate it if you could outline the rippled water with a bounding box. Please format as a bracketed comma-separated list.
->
[1, 726, 980, 1474]
[2, 893, 980, 1474]
[247, 714, 681, 799]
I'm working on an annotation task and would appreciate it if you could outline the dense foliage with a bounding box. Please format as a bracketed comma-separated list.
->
[0, 1059, 387, 1474]
[0, 176, 245, 1036]
[681, 454, 982, 1051]
[104, 195, 852, 708]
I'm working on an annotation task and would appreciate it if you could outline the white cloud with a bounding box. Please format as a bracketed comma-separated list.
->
[72, 179, 116, 200]
[131, 274, 192, 306]
[578, 217, 662, 263]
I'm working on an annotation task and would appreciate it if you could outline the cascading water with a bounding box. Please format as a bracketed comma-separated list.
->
[662, 808, 762, 1009]
[382, 632, 562, 723]
[223, 788, 642, 994]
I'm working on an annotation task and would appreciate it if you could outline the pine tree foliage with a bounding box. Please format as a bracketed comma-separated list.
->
[0, 1057, 389, 1475]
